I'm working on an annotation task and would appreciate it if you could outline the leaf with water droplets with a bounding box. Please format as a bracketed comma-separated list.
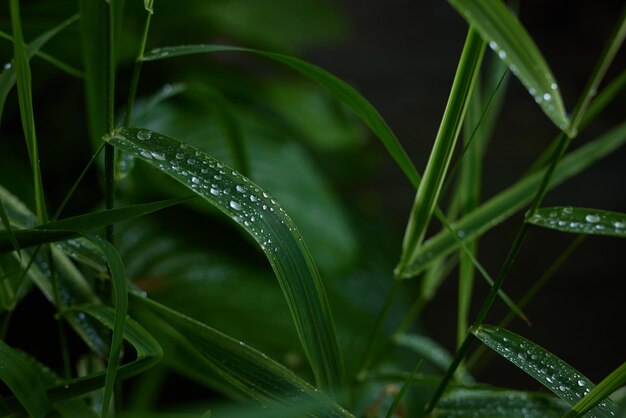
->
[527, 207, 626, 238]
[472, 325, 618, 417]
[105, 127, 344, 397]
[431, 388, 569, 417]
[448, 0, 570, 132]
[563, 360, 626, 417]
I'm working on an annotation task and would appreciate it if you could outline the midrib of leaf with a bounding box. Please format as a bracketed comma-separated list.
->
[105, 127, 345, 398]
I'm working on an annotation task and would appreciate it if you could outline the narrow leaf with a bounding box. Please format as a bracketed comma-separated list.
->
[142, 44, 421, 190]
[432, 388, 569, 418]
[564, 360, 626, 418]
[401, 119, 626, 277]
[137, 296, 353, 417]
[0, 198, 20, 256]
[528, 207, 626, 238]
[472, 325, 618, 416]
[105, 127, 344, 396]
[384, 360, 421, 418]
[448, 0, 570, 132]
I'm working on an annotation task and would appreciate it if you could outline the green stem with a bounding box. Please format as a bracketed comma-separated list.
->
[123, 7, 153, 127]
[104, 0, 116, 244]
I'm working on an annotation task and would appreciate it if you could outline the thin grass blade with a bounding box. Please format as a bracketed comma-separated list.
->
[105, 127, 344, 397]
[384, 360, 421, 418]
[563, 361, 626, 418]
[448, 0, 570, 132]
[472, 325, 618, 416]
[142, 44, 421, 189]
[0, 198, 20, 257]
[528, 207, 626, 238]
[136, 296, 353, 417]
[401, 119, 626, 277]
[396, 29, 485, 276]
[431, 388, 569, 418]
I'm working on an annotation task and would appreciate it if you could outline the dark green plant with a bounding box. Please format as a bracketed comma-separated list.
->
[0, 1, 624, 417]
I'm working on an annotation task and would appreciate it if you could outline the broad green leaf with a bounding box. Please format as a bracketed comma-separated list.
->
[0, 14, 79, 125]
[564, 361, 626, 418]
[448, 0, 570, 132]
[137, 296, 353, 417]
[472, 325, 618, 417]
[0, 196, 194, 253]
[400, 119, 626, 277]
[432, 388, 569, 417]
[397, 29, 485, 275]
[106, 127, 344, 396]
[528, 207, 626, 238]
[0, 339, 49, 418]
[141, 44, 421, 190]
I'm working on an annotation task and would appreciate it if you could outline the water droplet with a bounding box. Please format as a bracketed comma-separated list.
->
[529, 87, 536, 95]
[614, 221, 625, 229]
[543, 93, 552, 101]
[595, 224, 605, 230]
[136, 129, 152, 140]
[577, 380, 585, 387]
[236, 185, 246, 193]
[562, 206, 573, 214]
[162, 84, 173, 93]
[230, 201, 242, 211]
[191, 176, 200, 184]
[457, 230, 465, 238]
[262, 192, 270, 198]
[3, 62, 12, 70]
[151, 151, 165, 160]
[175, 152, 184, 159]
[210, 188, 220, 196]
[140, 150, 153, 159]
[250, 195, 258, 202]
[187, 158, 196, 165]
[558, 385, 566, 391]
[214, 174, 222, 180]
[585, 214, 600, 223]
[489, 41, 498, 50]
[551, 82, 558, 90]
[498, 50, 506, 59]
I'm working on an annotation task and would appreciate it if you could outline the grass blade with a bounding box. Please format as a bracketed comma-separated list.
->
[401, 119, 626, 277]
[0, 198, 20, 257]
[528, 207, 626, 238]
[105, 127, 345, 397]
[142, 44, 421, 190]
[448, 0, 570, 132]
[432, 388, 569, 418]
[472, 325, 618, 417]
[136, 296, 353, 417]
[563, 361, 626, 418]
[384, 360, 421, 418]
[396, 29, 485, 276]
[0, 339, 49, 418]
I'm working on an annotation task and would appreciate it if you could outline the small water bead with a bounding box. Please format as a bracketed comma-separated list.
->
[216, 162, 224, 168]
[250, 195, 258, 202]
[236, 185, 246, 193]
[201, 168, 209, 173]
[558, 385, 566, 391]
[3, 62, 11, 70]
[543, 93, 552, 101]
[187, 158, 197, 165]
[551, 82, 558, 91]
[229, 200, 242, 211]
[214, 174, 222, 180]
[562, 206, 574, 214]
[577, 379, 585, 387]
[191, 176, 200, 184]
[140, 150, 153, 159]
[136, 129, 152, 140]
[595, 224, 605, 230]
[176, 152, 185, 159]
[585, 214, 600, 223]
[151, 151, 166, 160]
[456, 230, 465, 238]
[489, 41, 498, 50]
[498, 50, 506, 59]
[210, 188, 220, 196]
[614, 221, 625, 229]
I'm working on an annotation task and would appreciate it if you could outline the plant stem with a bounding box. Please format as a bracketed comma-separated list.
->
[104, 0, 116, 244]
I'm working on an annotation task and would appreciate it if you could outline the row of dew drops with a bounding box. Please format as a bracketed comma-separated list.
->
[113, 129, 300, 258]
[529, 207, 626, 236]
[486, 328, 615, 416]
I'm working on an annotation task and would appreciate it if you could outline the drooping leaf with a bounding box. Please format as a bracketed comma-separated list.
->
[448, 0, 570, 132]
[472, 325, 618, 416]
[564, 360, 626, 418]
[105, 127, 344, 396]
[136, 296, 353, 417]
[527, 207, 626, 238]
[431, 388, 569, 418]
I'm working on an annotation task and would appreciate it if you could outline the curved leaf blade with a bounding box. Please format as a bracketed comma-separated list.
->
[142, 44, 421, 190]
[448, 0, 570, 132]
[564, 360, 626, 418]
[472, 325, 618, 417]
[105, 127, 344, 396]
[528, 207, 626, 238]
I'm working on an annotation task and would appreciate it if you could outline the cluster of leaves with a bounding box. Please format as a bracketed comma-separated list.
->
[0, 0, 624, 417]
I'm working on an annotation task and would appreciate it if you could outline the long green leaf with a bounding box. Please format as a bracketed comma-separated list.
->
[400, 119, 626, 277]
[396, 29, 485, 275]
[432, 388, 569, 418]
[137, 296, 353, 417]
[0, 339, 49, 418]
[105, 127, 344, 397]
[141, 44, 421, 190]
[564, 361, 626, 417]
[472, 325, 618, 416]
[448, 0, 570, 132]
[528, 207, 626, 238]
[0, 198, 20, 256]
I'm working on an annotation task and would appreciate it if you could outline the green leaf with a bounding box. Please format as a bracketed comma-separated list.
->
[448, 0, 570, 132]
[105, 127, 344, 396]
[564, 361, 626, 418]
[527, 207, 626, 238]
[401, 119, 626, 277]
[141, 44, 422, 190]
[472, 325, 618, 417]
[0, 198, 20, 256]
[0, 339, 49, 418]
[432, 388, 569, 417]
[384, 360, 421, 418]
[397, 29, 485, 275]
[137, 296, 353, 417]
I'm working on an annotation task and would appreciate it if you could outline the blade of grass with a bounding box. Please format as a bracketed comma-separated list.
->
[0, 199, 20, 258]
[384, 360, 421, 418]
[396, 29, 485, 276]
[135, 295, 353, 417]
[9, 0, 47, 225]
[563, 361, 626, 418]
[527, 207, 626, 238]
[472, 325, 618, 417]
[448, 0, 570, 132]
[106, 127, 345, 398]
